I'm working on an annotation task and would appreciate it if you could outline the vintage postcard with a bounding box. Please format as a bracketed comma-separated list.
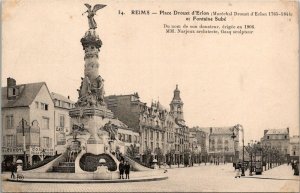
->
[1, 0, 299, 192]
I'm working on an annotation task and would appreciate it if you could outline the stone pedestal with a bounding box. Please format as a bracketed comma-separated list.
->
[69, 106, 113, 155]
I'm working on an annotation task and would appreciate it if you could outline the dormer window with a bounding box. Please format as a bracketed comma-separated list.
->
[12, 88, 16, 95]
[267, 136, 270, 139]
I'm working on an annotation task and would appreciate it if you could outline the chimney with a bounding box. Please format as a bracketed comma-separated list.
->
[7, 77, 17, 100]
[287, 127, 289, 133]
[7, 77, 16, 87]
[264, 130, 268, 135]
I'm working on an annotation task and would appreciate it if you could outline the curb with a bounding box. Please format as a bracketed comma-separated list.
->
[243, 176, 299, 181]
[7, 176, 168, 183]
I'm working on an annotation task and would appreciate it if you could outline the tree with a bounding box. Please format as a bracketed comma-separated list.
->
[183, 149, 191, 166]
[154, 147, 164, 167]
[143, 148, 152, 167]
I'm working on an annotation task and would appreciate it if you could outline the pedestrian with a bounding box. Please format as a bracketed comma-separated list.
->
[235, 167, 241, 178]
[168, 161, 171, 169]
[163, 162, 168, 173]
[294, 161, 299, 176]
[119, 160, 124, 179]
[124, 161, 130, 179]
[10, 162, 16, 179]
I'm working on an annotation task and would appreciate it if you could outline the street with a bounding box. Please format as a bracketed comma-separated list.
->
[2, 164, 299, 192]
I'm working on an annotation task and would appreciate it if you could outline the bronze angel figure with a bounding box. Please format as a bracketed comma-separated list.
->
[82, 4, 106, 29]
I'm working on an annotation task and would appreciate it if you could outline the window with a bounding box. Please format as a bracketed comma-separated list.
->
[267, 136, 269, 139]
[6, 115, 14, 129]
[42, 117, 49, 129]
[156, 132, 159, 140]
[41, 103, 49, 111]
[59, 115, 65, 127]
[150, 131, 153, 140]
[6, 135, 15, 147]
[285, 135, 287, 139]
[35, 101, 39, 108]
[43, 137, 50, 148]
[128, 135, 132, 143]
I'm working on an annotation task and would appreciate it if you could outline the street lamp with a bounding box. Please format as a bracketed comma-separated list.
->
[231, 124, 245, 176]
[21, 118, 27, 168]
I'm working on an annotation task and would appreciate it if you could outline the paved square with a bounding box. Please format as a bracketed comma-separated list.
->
[2, 164, 299, 192]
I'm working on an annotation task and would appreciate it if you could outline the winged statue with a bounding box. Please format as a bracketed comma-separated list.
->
[83, 4, 106, 29]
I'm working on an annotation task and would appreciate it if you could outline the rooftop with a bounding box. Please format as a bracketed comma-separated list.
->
[51, 92, 75, 104]
[265, 128, 289, 135]
[2, 82, 47, 108]
[197, 127, 235, 135]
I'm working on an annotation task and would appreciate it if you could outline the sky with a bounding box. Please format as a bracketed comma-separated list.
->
[2, 0, 299, 143]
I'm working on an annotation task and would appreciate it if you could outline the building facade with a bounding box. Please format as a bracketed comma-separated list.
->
[189, 127, 209, 162]
[198, 127, 238, 163]
[261, 128, 290, 160]
[289, 135, 300, 161]
[2, 78, 55, 165]
[1, 78, 74, 167]
[51, 92, 75, 154]
[105, 85, 188, 164]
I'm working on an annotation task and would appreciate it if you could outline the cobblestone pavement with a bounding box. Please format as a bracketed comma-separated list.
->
[2, 164, 299, 192]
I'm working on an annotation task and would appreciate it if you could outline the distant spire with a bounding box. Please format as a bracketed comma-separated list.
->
[173, 84, 181, 100]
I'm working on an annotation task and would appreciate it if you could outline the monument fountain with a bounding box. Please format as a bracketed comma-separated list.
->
[8, 4, 167, 182]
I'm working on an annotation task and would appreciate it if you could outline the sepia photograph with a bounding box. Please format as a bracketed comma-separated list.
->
[1, 0, 299, 192]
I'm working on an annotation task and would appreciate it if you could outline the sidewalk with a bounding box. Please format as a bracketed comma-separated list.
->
[159, 162, 227, 170]
[244, 164, 299, 180]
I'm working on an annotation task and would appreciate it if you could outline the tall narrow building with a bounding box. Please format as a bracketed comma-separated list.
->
[170, 85, 185, 124]
[169, 85, 189, 159]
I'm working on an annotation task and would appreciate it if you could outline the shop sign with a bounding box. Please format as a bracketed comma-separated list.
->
[30, 146, 54, 155]
[2, 147, 24, 155]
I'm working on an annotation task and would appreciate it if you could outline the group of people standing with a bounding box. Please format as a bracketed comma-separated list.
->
[118, 160, 131, 179]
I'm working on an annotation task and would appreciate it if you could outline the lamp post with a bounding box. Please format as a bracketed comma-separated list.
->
[22, 118, 27, 168]
[231, 124, 245, 176]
